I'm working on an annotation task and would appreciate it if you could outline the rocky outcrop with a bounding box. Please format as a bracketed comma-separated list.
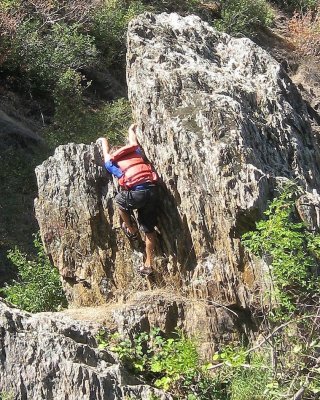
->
[0, 299, 171, 400]
[34, 13, 320, 345]
[0, 109, 42, 149]
[296, 191, 320, 232]
[34, 143, 142, 306]
[110, 290, 252, 358]
[127, 12, 320, 305]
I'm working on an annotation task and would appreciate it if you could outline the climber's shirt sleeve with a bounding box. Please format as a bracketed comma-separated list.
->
[105, 159, 123, 178]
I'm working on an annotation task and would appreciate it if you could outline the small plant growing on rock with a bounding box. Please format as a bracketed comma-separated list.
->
[242, 183, 320, 315]
[97, 328, 225, 399]
[1, 233, 67, 312]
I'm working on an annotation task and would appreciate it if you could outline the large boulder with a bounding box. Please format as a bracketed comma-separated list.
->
[0, 299, 171, 400]
[34, 143, 143, 306]
[127, 12, 320, 305]
[34, 12, 320, 341]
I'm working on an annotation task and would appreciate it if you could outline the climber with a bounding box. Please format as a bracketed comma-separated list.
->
[96, 124, 159, 276]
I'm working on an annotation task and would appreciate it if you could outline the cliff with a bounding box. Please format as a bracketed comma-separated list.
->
[35, 12, 320, 309]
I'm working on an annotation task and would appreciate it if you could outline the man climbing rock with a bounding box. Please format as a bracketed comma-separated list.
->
[97, 124, 159, 276]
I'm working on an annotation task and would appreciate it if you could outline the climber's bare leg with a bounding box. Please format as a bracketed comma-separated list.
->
[119, 208, 138, 235]
[145, 232, 156, 268]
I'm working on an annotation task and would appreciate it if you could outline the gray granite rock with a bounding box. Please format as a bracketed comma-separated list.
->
[127, 12, 320, 305]
[33, 11, 320, 371]
[0, 299, 171, 400]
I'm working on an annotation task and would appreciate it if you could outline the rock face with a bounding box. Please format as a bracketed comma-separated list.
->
[34, 12, 320, 348]
[0, 109, 42, 149]
[0, 299, 171, 400]
[127, 12, 320, 305]
[34, 143, 143, 306]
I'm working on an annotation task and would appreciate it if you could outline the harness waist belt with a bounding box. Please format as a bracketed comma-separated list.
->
[131, 183, 156, 191]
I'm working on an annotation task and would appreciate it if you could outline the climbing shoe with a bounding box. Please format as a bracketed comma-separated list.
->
[121, 222, 139, 240]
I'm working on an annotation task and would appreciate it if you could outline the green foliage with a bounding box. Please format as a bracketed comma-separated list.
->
[45, 97, 132, 147]
[242, 184, 320, 314]
[149, 331, 199, 390]
[273, 0, 318, 12]
[210, 334, 320, 399]
[97, 328, 221, 399]
[0, 392, 14, 400]
[229, 364, 271, 400]
[90, 0, 148, 70]
[214, 0, 274, 35]
[0, 146, 47, 255]
[8, 21, 97, 92]
[1, 233, 67, 312]
[211, 347, 274, 400]
[142, 0, 201, 13]
[0, 0, 18, 9]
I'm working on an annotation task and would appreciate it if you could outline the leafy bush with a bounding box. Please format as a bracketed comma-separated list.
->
[240, 184, 320, 398]
[272, 0, 318, 12]
[0, 392, 14, 400]
[9, 21, 97, 92]
[1, 234, 67, 312]
[97, 329, 291, 399]
[97, 328, 224, 399]
[230, 364, 271, 400]
[214, 0, 274, 35]
[212, 339, 320, 399]
[45, 97, 132, 147]
[90, 0, 148, 71]
[242, 184, 320, 314]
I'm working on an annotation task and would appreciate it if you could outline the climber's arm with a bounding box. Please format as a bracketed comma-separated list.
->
[96, 137, 111, 163]
[96, 137, 123, 178]
[128, 123, 139, 146]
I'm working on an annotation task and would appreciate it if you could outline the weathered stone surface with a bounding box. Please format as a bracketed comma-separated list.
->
[34, 11, 320, 358]
[0, 109, 42, 149]
[127, 12, 320, 306]
[296, 191, 320, 232]
[34, 144, 149, 306]
[0, 299, 171, 400]
[110, 291, 253, 358]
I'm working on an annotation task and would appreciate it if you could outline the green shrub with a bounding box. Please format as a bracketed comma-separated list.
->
[90, 0, 148, 71]
[1, 233, 67, 312]
[272, 0, 318, 12]
[230, 365, 271, 400]
[99, 330, 280, 399]
[45, 97, 132, 147]
[242, 184, 320, 314]
[141, 0, 201, 13]
[10, 21, 97, 91]
[0, 146, 48, 254]
[97, 328, 224, 399]
[0, 392, 14, 400]
[214, 0, 274, 35]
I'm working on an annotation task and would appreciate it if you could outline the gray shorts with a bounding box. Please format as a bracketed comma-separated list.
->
[115, 186, 158, 233]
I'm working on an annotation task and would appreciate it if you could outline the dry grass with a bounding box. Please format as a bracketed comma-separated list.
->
[287, 6, 320, 57]
[0, 0, 100, 37]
